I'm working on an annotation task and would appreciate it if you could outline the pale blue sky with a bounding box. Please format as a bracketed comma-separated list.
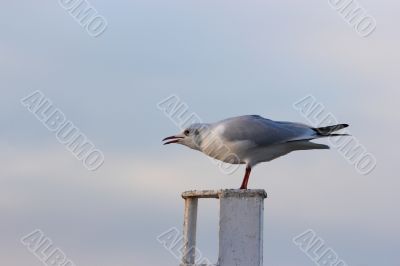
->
[1, 1, 399, 265]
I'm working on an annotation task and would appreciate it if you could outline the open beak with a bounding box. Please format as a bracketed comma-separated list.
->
[162, 135, 184, 145]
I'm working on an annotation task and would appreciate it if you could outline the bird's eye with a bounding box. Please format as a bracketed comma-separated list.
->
[184, 129, 190, 136]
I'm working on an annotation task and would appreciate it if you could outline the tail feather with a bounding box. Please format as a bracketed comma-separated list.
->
[313, 124, 349, 136]
[288, 140, 330, 150]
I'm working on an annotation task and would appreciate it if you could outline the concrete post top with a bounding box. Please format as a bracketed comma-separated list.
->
[182, 189, 267, 199]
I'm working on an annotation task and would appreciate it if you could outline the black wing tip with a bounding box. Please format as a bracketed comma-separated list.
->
[314, 123, 350, 135]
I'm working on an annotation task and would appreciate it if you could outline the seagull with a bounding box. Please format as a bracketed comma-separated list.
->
[163, 115, 348, 189]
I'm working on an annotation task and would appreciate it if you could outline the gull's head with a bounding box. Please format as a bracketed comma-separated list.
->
[162, 123, 208, 150]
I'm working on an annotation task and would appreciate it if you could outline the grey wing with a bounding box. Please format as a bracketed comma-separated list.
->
[218, 115, 317, 146]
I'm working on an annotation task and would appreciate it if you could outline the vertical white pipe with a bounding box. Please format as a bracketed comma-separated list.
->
[182, 197, 198, 265]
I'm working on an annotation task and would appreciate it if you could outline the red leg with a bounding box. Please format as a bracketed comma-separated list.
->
[239, 166, 252, 189]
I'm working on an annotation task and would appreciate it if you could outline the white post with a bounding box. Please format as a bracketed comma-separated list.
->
[181, 189, 267, 266]
[182, 197, 198, 265]
[218, 190, 266, 266]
